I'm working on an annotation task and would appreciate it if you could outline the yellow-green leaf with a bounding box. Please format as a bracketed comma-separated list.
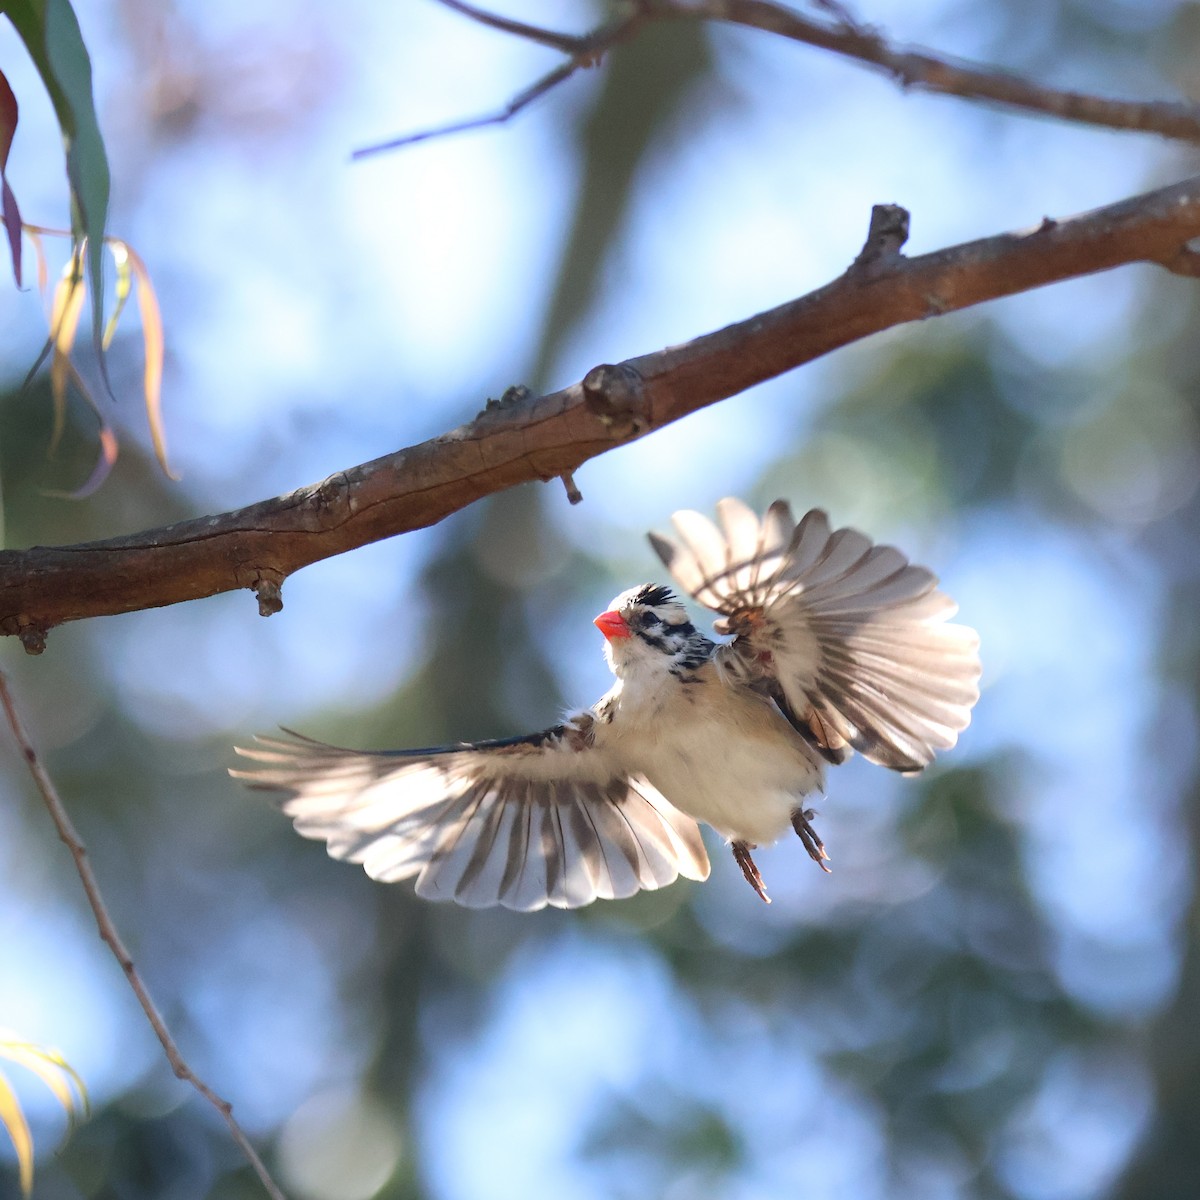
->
[20, 223, 175, 490]
[0, 1043, 87, 1126]
[23, 226, 48, 295]
[47, 248, 86, 457]
[0, 1069, 33, 1197]
[102, 237, 132, 350]
[122, 239, 175, 478]
[0, 1033, 87, 1198]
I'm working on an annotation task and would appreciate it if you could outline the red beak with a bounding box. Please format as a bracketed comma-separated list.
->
[593, 610, 631, 640]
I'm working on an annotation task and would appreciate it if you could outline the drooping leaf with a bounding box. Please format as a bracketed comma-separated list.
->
[23, 224, 48, 293]
[47, 245, 86, 457]
[0, 1042, 88, 1126]
[102, 235, 132, 349]
[37, 353, 119, 497]
[5, 0, 111, 355]
[0, 64, 16, 164]
[0, 1033, 88, 1198]
[0, 67, 22, 285]
[0, 1070, 33, 1196]
[20, 226, 175, 491]
[41, 420, 118, 499]
[119, 239, 175, 478]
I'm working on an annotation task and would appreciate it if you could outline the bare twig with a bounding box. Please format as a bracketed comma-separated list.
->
[353, 4, 644, 158]
[0, 673, 288, 1200]
[560, 472, 584, 505]
[432, 0, 581, 53]
[354, 59, 581, 157]
[2, 173, 1200, 642]
[849, 202, 910, 276]
[374, 0, 1200, 157]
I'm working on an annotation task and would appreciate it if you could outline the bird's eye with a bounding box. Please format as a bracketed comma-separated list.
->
[640, 611, 661, 627]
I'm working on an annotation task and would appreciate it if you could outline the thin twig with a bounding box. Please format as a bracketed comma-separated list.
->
[352, 5, 644, 158]
[432, 0, 582, 53]
[373, 0, 1200, 158]
[0, 672, 288, 1200]
[354, 59, 581, 157]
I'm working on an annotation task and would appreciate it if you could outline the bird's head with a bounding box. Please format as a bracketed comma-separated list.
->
[594, 584, 712, 677]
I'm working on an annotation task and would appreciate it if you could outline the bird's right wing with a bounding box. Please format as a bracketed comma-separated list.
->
[232, 721, 709, 912]
[650, 497, 981, 774]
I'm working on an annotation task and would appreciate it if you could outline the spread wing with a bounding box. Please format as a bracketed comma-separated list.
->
[231, 721, 710, 912]
[649, 497, 981, 773]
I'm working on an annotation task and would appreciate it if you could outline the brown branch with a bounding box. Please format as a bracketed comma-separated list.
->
[359, 0, 1200, 158]
[0, 672, 288, 1200]
[2, 173, 1200, 646]
[431, 0, 583, 54]
[703, 0, 1200, 143]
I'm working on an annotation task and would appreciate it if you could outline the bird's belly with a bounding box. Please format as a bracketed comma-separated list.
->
[639, 721, 823, 846]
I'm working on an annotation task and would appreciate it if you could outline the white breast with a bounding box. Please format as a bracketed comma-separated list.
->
[601, 664, 825, 846]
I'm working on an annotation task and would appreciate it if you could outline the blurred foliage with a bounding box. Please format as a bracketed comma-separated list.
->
[0, 1033, 87, 1196]
[20, 227, 171, 500]
[3, 0, 110, 347]
[3, 2, 1200, 1199]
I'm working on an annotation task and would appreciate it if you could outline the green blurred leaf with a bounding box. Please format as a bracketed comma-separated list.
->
[4, 0, 111, 353]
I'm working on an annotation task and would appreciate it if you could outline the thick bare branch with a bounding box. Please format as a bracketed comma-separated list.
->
[0, 673, 288, 1200]
[2, 174, 1200, 647]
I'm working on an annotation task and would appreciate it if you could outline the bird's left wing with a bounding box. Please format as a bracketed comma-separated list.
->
[649, 497, 981, 774]
[232, 722, 709, 912]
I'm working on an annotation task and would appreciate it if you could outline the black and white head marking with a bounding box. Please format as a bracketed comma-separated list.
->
[608, 584, 715, 675]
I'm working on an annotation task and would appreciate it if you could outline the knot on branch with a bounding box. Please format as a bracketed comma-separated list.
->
[18, 623, 48, 656]
[850, 204, 911, 278]
[251, 573, 285, 617]
[1157, 238, 1200, 277]
[582, 362, 647, 436]
[1, 614, 50, 654]
[478, 384, 534, 420]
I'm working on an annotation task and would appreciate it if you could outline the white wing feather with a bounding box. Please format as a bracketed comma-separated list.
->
[232, 728, 710, 912]
[650, 498, 981, 773]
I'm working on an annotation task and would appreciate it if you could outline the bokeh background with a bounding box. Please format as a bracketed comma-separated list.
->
[2, 0, 1200, 1197]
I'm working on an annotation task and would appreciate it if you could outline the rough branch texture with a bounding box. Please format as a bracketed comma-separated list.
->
[4, 174, 1200, 649]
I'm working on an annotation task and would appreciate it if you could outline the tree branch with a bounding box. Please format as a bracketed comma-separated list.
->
[0, 672, 288, 1199]
[360, 0, 1200, 156]
[703, 0, 1200, 143]
[3, 174, 1200, 648]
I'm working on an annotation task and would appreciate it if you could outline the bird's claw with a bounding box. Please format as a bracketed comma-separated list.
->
[792, 807, 832, 874]
[731, 840, 771, 903]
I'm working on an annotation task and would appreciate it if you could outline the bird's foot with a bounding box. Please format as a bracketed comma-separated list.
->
[792, 808, 831, 873]
[731, 840, 771, 904]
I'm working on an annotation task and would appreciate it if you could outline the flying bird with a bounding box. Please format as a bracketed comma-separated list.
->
[233, 499, 980, 910]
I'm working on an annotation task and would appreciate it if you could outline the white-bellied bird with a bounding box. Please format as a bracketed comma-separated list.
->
[233, 499, 981, 910]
